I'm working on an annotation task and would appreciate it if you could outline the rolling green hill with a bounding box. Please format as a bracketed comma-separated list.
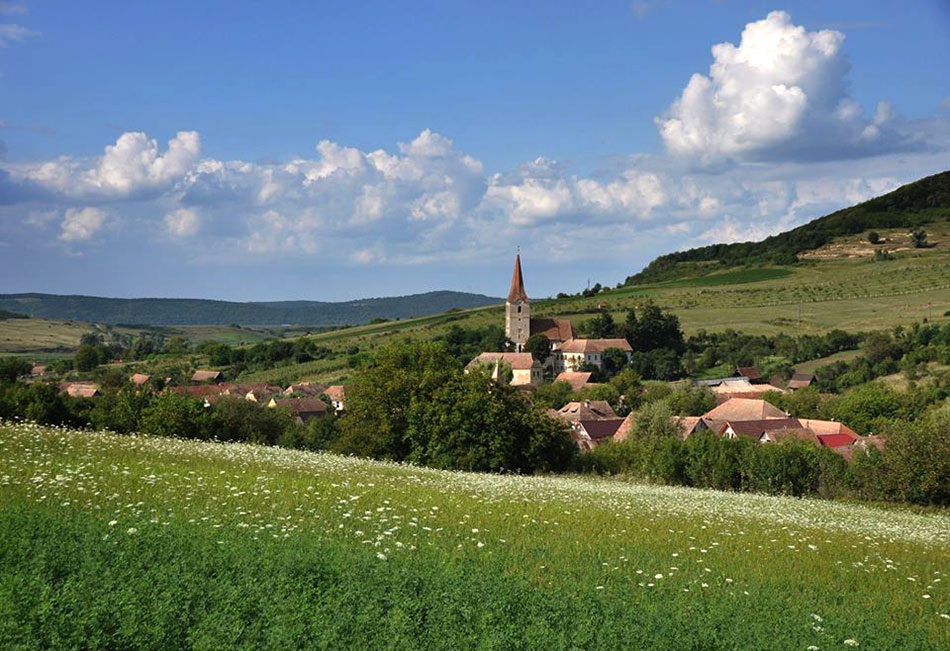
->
[625, 170, 950, 285]
[0, 290, 501, 327]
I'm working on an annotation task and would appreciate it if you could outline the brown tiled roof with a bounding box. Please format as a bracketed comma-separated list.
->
[788, 373, 815, 389]
[558, 338, 633, 354]
[130, 373, 151, 385]
[768, 427, 820, 445]
[191, 370, 221, 382]
[507, 254, 529, 303]
[30, 365, 47, 375]
[324, 385, 346, 402]
[168, 384, 228, 397]
[530, 318, 574, 342]
[467, 352, 538, 371]
[577, 418, 626, 441]
[736, 366, 762, 381]
[724, 418, 803, 439]
[283, 383, 328, 396]
[271, 398, 328, 414]
[554, 371, 593, 392]
[553, 400, 617, 423]
[702, 398, 787, 422]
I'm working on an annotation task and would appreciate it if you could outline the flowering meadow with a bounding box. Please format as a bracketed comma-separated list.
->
[1, 421, 948, 649]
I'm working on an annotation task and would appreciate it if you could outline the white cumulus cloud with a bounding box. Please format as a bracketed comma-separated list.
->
[59, 207, 105, 241]
[656, 11, 915, 164]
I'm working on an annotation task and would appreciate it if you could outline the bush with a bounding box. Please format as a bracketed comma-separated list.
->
[140, 393, 210, 440]
[868, 231, 880, 244]
[207, 398, 294, 445]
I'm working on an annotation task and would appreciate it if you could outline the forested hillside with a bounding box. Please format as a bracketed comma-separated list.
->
[0, 291, 500, 327]
[625, 170, 950, 285]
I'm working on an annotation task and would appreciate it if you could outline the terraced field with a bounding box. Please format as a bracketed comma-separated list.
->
[1, 422, 948, 648]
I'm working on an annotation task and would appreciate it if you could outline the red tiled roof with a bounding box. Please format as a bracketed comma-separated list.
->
[191, 370, 221, 382]
[324, 385, 346, 401]
[507, 254, 529, 303]
[530, 318, 574, 342]
[816, 433, 859, 448]
[168, 384, 228, 397]
[130, 373, 151, 385]
[558, 338, 633, 353]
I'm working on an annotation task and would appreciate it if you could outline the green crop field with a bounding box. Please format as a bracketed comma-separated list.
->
[1, 422, 948, 649]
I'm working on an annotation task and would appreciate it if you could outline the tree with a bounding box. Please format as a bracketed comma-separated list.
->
[523, 334, 552, 364]
[665, 385, 715, 416]
[0, 357, 31, 383]
[533, 380, 574, 411]
[867, 231, 880, 244]
[337, 341, 459, 460]
[880, 402, 950, 506]
[623, 303, 684, 354]
[910, 228, 929, 248]
[600, 348, 629, 378]
[140, 393, 209, 440]
[74, 344, 104, 372]
[833, 382, 905, 434]
[587, 310, 617, 339]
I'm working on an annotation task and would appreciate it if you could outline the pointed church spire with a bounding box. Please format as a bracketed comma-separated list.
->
[507, 253, 529, 303]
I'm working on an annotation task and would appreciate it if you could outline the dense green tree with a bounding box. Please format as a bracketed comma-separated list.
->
[587, 310, 617, 339]
[533, 380, 574, 411]
[665, 385, 715, 416]
[523, 334, 552, 364]
[74, 344, 104, 372]
[600, 348, 629, 378]
[207, 398, 293, 445]
[833, 382, 906, 433]
[881, 402, 950, 506]
[140, 393, 210, 440]
[0, 357, 31, 383]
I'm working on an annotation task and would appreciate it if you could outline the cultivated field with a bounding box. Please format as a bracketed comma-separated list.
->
[1, 422, 947, 649]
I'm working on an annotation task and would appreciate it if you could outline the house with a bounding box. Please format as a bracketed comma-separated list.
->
[736, 366, 763, 383]
[701, 398, 788, 422]
[30, 365, 47, 376]
[61, 382, 101, 398]
[167, 384, 230, 398]
[325, 385, 346, 413]
[788, 373, 815, 389]
[719, 418, 803, 440]
[556, 338, 633, 372]
[283, 382, 328, 397]
[504, 254, 573, 350]
[268, 398, 328, 423]
[550, 400, 617, 424]
[191, 370, 222, 383]
[616, 414, 703, 442]
[130, 373, 151, 386]
[553, 371, 595, 392]
[466, 352, 543, 386]
[711, 380, 787, 403]
[697, 398, 789, 435]
[572, 418, 626, 451]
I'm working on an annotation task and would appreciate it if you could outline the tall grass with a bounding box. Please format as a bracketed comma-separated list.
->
[2, 422, 948, 649]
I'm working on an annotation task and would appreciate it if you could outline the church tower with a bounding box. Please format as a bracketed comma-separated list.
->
[505, 253, 530, 351]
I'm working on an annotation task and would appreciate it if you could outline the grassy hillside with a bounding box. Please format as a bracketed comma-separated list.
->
[0, 290, 501, 327]
[626, 170, 950, 285]
[1, 422, 947, 648]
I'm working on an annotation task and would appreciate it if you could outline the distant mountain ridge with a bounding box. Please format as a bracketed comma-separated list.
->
[0, 291, 502, 326]
[625, 170, 950, 285]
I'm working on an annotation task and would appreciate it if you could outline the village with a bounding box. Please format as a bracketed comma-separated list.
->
[41, 254, 882, 463]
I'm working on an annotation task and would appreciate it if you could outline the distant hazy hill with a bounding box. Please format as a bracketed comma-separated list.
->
[625, 170, 950, 285]
[0, 291, 501, 326]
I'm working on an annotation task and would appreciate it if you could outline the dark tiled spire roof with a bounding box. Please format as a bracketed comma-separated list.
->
[507, 254, 529, 303]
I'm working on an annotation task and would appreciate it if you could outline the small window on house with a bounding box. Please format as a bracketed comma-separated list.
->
[517, 305, 521, 313]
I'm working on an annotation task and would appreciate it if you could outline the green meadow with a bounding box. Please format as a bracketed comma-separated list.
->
[1, 422, 948, 649]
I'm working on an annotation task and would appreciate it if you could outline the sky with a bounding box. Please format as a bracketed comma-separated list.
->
[1, 1, 949, 302]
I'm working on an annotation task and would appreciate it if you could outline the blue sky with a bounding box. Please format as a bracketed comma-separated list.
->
[1, 1, 949, 301]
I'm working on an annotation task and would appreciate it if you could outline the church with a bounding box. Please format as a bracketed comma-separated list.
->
[505, 253, 574, 352]
[504, 254, 631, 374]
